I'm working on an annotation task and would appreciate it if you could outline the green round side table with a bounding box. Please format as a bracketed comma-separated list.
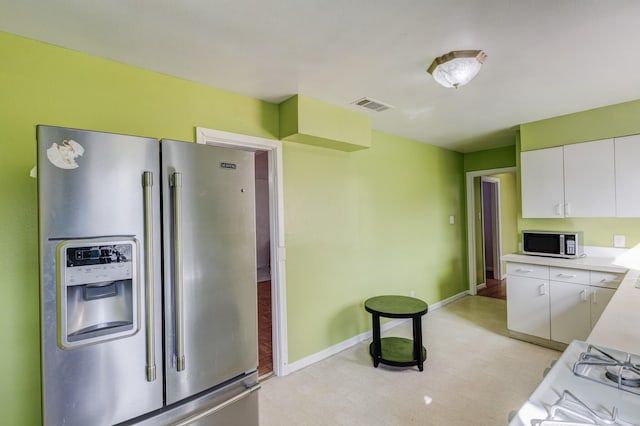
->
[364, 295, 428, 371]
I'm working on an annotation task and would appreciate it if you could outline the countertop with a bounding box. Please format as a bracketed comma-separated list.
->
[503, 252, 640, 354]
[588, 268, 640, 354]
[501, 253, 628, 273]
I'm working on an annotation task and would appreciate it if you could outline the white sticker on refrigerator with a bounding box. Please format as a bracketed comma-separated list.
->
[46, 139, 85, 169]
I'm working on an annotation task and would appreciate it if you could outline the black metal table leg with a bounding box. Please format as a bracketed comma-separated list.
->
[371, 313, 381, 367]
[413, 315, 424, 371]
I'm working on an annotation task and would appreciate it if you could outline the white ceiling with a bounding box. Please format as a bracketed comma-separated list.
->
[2, 0, 640, 153]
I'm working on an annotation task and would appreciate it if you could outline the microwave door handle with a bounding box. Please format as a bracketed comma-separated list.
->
[172, 172, 186, 372]
[143, 172, 157, 382]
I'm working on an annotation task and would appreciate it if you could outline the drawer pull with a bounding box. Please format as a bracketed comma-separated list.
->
[539, 284, 546, 296]
[557, 273, 576, 278]
[517, 268, 534, 273]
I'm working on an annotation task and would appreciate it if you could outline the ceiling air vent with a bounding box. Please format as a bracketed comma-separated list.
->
[351, 97, 393, 112]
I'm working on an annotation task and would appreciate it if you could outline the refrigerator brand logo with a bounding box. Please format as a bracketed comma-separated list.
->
[46, 139, 85, 169]
[220, 162, 237, 170]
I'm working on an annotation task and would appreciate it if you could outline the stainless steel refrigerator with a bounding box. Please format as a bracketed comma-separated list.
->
[37, 125, 260, 425]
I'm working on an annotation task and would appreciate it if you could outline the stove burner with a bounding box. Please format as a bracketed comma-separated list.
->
[573, 344, 640, 396]
[605, 368, 640, 388]
[532, 390, 635, 426]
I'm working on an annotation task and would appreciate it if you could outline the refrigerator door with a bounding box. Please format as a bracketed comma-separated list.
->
[38, 126, 164, 425]
[128, 372, 260, 426]
[162, 140, 258, 404]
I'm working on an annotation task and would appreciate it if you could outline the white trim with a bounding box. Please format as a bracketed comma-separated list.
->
[195, 127, 288, 377]
[466, 167, 516, 295]
[284, 290, 469, 375]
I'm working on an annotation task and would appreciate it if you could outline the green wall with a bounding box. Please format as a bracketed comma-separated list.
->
[520, 99, 640, 151]
[0, 31, 467, 424]
[0, 30, 279, 426]
[283, 131, 466, 360]
[463, 144, 516, 172]
[519, 102, 640, 247]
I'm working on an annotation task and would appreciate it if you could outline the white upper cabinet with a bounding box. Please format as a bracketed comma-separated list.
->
[563, 139, 615, 217]
[521, 147, 565, 218]
[521, 138, 626, 218]
[615, 134, 640, 217]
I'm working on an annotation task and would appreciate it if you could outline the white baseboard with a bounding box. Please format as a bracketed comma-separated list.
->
[476, 283, 487, 290]
[282, 290, 469, 376]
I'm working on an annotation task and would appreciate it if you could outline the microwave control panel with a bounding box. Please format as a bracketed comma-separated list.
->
[565, 235, 576, 255]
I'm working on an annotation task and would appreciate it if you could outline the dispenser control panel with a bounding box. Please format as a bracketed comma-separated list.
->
[56, 237, 139, 349]
[64, 243, 134, 285]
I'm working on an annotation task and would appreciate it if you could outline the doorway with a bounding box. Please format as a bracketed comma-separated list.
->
[465, 167, 517, 297]
[477, 177, 506, 299]
[254, 151, 273, 377]
[482, 177, 501, 282]
[195, 127, 288, 378]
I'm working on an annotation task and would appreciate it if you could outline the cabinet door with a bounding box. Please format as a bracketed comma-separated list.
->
[563, 139, 615, 217]
[590, 287, 615, 329]
[615, 134, 640, 217]
[550, 281, 590, 344]
[521, 147, 565, 218]
[506, 276, 550, 339]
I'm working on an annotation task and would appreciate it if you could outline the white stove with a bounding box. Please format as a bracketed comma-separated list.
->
[509, 341, 640, 426]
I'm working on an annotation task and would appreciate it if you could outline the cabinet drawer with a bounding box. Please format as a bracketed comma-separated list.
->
[589, 271, 624, 289]
[507, 262, 549, 279]
[549, 267, 590, 284]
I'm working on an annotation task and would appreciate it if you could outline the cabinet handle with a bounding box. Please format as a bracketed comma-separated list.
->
[555, 203, 563, 216]
[592, 290, 597, 304]
[557, 273, 576, 279]
[539, 284, 546, 296]
[581, 289, 588, 302]
[565, 203, 571, 216]
[517, 268, 534, 273]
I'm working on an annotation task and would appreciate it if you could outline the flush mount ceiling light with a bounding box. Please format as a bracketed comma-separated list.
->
[427, 50, 487, 88]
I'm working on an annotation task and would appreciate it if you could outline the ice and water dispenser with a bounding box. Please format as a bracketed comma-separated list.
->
[57, 238, 139, 349]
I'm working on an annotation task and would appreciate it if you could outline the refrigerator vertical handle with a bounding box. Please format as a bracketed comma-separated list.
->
[143, 172, 157, 382]
[172, 172, 186, 372]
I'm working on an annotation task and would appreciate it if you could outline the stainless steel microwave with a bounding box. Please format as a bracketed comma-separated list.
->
[521, 230, 584, 258]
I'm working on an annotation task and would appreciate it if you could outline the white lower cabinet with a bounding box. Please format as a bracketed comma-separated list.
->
[590, 286, 615, 329]
[507, 275, 550, 339]
[506, 261, 622, 346]
[550, 281, 590, 344]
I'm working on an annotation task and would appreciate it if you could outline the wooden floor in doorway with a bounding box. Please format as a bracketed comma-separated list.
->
[258, 280, 273, 377]
[477, 278, 507, 300]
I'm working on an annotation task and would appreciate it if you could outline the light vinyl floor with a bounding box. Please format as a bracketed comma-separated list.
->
[259, 295, 560, 426]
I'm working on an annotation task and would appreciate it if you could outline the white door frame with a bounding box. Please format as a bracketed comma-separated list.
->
[196, 127, 288, 376]
[466, 167, 515, 295]
[481, 176, 502, 281]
